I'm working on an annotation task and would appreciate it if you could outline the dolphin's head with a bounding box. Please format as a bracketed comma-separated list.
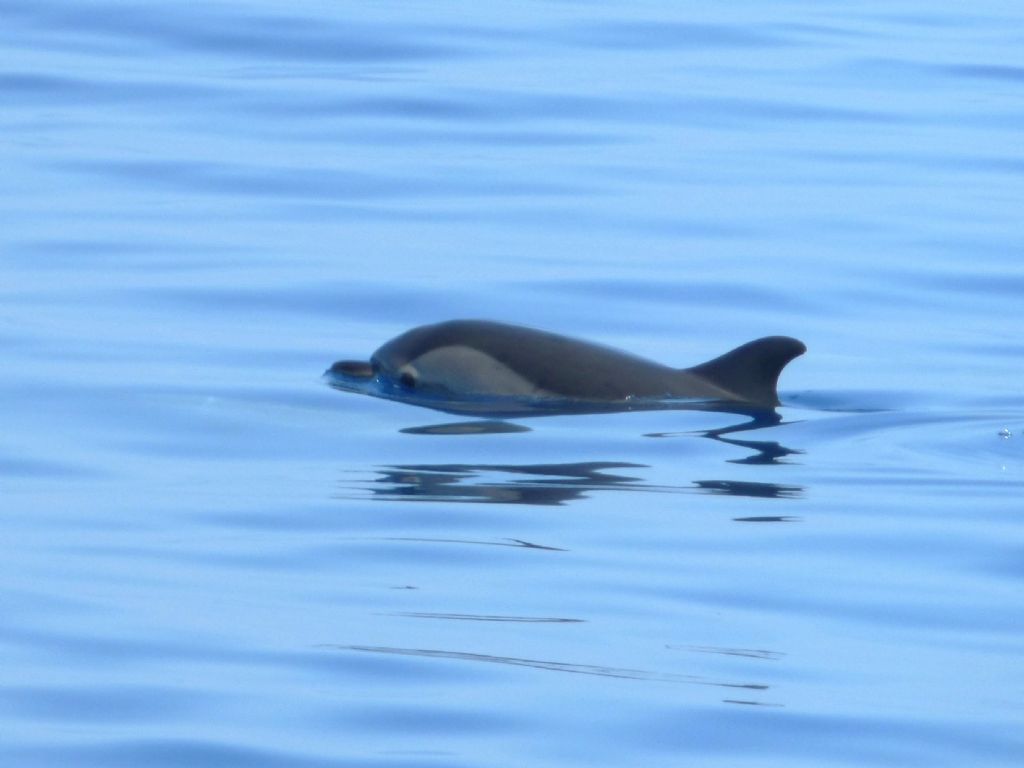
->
[371, 331, 537, 399]
[325, 323, 539, 406]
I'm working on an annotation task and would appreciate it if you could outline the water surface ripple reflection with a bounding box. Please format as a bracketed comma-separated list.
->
[356, 461, 805, 506]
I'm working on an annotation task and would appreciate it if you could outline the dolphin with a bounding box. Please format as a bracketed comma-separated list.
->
[324, 320, 806, 416]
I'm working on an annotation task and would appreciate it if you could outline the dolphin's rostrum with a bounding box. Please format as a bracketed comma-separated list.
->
[325, 320, 805, 416]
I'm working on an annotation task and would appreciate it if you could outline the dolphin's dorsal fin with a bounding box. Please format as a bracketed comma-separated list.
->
[685, 336, 806, 407]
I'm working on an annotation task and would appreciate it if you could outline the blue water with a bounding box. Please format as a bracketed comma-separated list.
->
[3, 1, 1023, 765]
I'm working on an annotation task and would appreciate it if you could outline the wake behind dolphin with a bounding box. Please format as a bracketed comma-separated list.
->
[324, 320, 806, 417]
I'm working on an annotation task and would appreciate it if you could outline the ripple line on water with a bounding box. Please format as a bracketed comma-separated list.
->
[325, 644, 770, 691]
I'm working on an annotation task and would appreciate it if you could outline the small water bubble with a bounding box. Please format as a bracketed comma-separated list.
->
[998, 428, 1011, 439]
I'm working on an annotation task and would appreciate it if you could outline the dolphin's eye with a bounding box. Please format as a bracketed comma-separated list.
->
[399, 371, 417, 389]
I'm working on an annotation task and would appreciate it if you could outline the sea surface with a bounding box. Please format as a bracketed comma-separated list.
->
[2, 1, 1023, 766]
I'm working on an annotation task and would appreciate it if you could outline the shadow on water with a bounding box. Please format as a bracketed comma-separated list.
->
[346, 413, 803, 506]
[400, 420, 532, 435]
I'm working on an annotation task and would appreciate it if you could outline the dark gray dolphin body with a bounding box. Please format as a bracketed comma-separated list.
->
[325, 320, 806, 415]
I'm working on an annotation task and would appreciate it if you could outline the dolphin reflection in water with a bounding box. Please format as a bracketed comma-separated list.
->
[361, 461, 804, 507]
[325, 320, 806, 417]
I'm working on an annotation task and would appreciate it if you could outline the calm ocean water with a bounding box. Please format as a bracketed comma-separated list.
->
[3, 1, 1023, 765]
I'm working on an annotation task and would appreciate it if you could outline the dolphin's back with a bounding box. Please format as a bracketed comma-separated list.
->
[374, 320, 681, 400]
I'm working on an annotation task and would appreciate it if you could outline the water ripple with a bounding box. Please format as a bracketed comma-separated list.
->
[329, 645, 771, 692]
[5, 1, 472, 62]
